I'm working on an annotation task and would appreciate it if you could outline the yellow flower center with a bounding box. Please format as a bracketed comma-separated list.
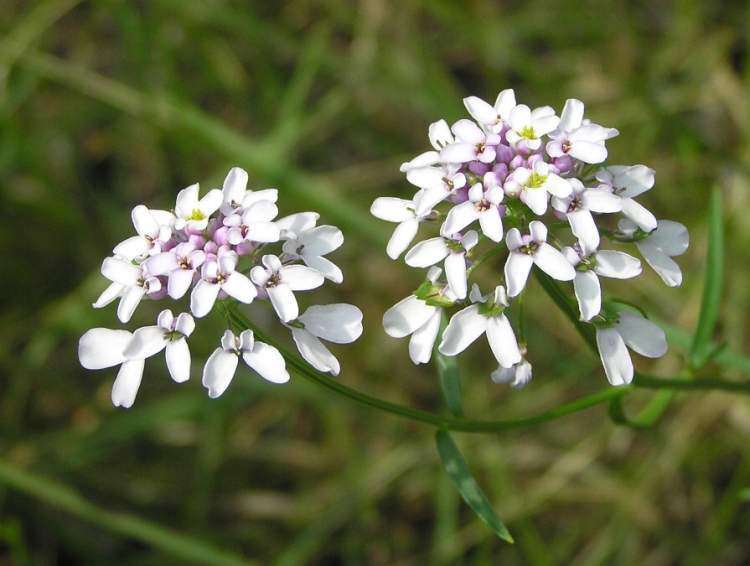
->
[187, 208, 205, 221]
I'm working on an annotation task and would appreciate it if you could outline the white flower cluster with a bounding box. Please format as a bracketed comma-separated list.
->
[372, 90, 689, 387]
[79, 167, 363, 408]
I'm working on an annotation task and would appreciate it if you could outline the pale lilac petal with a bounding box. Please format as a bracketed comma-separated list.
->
[596, 327, 633, 386]
[370, 197, 413, 222]
[78, 328, 132, 369]
[246, 222, 281, 243]
[281, 265, 325, 291]
[123, 326, 168, 359]
[573, 271, 601, 321]
[117, 287, 145, 323]
[583, 189, 622, 213]
[464, 96, 497, 125]
[220, 167, 249, 212]
[637, 242, 682, 287]
[101, 257, 140, 286]
[558, 98, 584, 131]
[383, 296, 436, 338]
[494, 89, 516, 120]
[594, 250, 642, 279]
[646, 221, 689, 256]
[303, 255, 343, 284]
[298, 304, 363, 343]
[168, 269, 195, 299]
[479, 208, 503, 242]
[438, 304, 487, 356]
[113, 236, 150, 260]
[243, 342, 290, 384]
[166, 338, 191, 383]
[568, 140, 607, 164]
[440, 143, 477, 164]
[442, 201, 480, 235]
[145, 252, 179, 276]
[568, 209, 599, 252]
[198, 189, 223, 216]
[222, 272, 257, 304]
[409, 310, 441, 365]
[111, 359, 145, 408]
[451, 119, 484, 144]
[621, 198, 657, 232]
[444, 252, 468, 300]
[521, 188, 548, 215]
[202, 348, 238, 398]
[505, 227, 523, 251]
[131, 205, 159, 237]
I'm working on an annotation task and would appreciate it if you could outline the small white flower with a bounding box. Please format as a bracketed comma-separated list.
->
[100, 257, 162, 323]
[399, 119, 454, 172]
[78, 327, 144, 408]
[288, 304, 363, 375]
[123, 309, 195, 383]
[563, 245, 642, 321]
[491, 359, 533, 389]
[382, 267, 454, 365]
[174, 183, 223, 232]
[405, 230, 478, 300]
[145, 242, 206, 299]
[595, 311, 667, 386]
[442, 181, 504, 242]
[370, 192, 435, 260]
[439, 285, 522, 369]
[191, 252, 257, 318]
[219, 167, 279, 216]
[282, 224, 344, 283]
[596, 165, 657, 232]
[440, 119, 501, 164]
[223, 199, 281, 244]
[546, 98, 618, 164]
[202, 329, 289, 398]
[505, 104, 560, 150]
[620, 219, 689, 287]
[112, 205, 173, 260]
[462, 89, 517, 133]
[275, 212, 320, 239]
[504, 160, 571, 215]
[405, 165, 466, 215]
[504, 221, 575, 297]
[551, 178, 622, 253]
[250, 254, 324, 322]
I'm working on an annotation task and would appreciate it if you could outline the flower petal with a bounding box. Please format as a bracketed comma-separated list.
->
[387, 218, 419, 259]
[190, 280, 221, 318]
[573, 271, 601, 321]
[370, 197, 414, 222]
[478, 208, 503, 242]
[202, 348, 239, 398]
[596, 327, 633, 386]
[637, 242, 682, 287]
[383, 295, 436, 338]
[281, 265, 325, 291]
[166, 338, 191, 383]
[78, 328, 132, 369]
[291, 328, 340, 375]
[111, 359, 145, 408]
[298, 304, 364, 344]
[438, 304, 487, 356]
[268, 283, 298, 322]
[405, 237, 450, 268]
[168, 268, 195, 299]
[646, 221, 689, 256]
[594, 250, 642, 279]
[533, 243, 576, 281]
[621, 198, 657, 232]
[486, 314, 522, 368]
[408, 310, 441, 365]
[568, 209, 599, 252]
[113, 236, 150, 260]
[444, 252, 468, 300]
[101, 257, 140, 286]
[242, 342, 290, 384]
[117, 287, 145, 323]
[222, 272, 257, 303]
[442, 201, 480, 236]
[504, 252, 534, 297]
[123, 326, 168, 359]
[568, 140, 607, 164]
[616, 312, 668, 358]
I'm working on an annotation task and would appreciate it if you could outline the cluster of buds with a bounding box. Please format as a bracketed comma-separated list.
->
[373, 90, 688, 387]
[79, 168, 363, 407]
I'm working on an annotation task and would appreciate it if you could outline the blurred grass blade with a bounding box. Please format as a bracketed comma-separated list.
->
[691, 188, 724, 368]
[0, 459, 250, 566]
[435, 314, 463, 417]
[608, 390, 674, 429]
[534, 271, 596, 352]
[435, 430, 513, 543]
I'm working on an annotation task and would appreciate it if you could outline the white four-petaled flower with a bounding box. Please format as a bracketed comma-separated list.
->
[504, 160, 572, 215]
[191, 252, 257, 317]
[250, 254, 324, 322]
[405, 230, 478, 300]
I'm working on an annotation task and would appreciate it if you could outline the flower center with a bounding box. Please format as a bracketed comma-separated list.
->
[267, 273, 281, 287]
[519, 125, 536, 139]
[179, 258, 191, 270]
[475, 199, 491, 212]
[567, 197, 582, 212]
[561, 140, 572, 153]
[520, 241, 539, 255]
[187, 208, 206, 221]
[526, 172, 547, 189]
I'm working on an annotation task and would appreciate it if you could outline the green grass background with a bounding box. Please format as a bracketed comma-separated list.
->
[1, 0, 749, 564]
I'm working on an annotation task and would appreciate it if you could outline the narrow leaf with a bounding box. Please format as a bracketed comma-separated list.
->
[435, 313, 463, 417]
[691, 188, 724, 368]
[435, 430, 513, 543]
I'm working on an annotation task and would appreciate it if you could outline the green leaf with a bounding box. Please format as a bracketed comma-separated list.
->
[435, 430, 513, 543]
[691, 188, 724, 368]
[435, 313, 462, 417]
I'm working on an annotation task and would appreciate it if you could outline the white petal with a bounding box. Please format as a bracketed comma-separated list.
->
[596, 328, 633, 386]
[300, 226, 344, 256]
[444, 252, 468, 300]
[78, 328, 132, 369]
[145, 252, 179, 276]
[298, 304, 363, 343]
[291, 328, 340, 375]
[558, 98, 584, 131]
[111, 359, 145, 408]
[190, 280, 220, 318]
[409, 310, 441, 364]
[478, 208, 503, 242]
[646, 221, 689, 256]
[243, 199, 278, 223]
[438, 304, 487, 356]
[383, 295, 436, 338]
[246, 222, 281, 243]
[175, 183, 199, 217]
[117, 287, 145, 323]
[370, 197, 413, 222]
[222, 272, 257, 303]
[113, 236, 150, 260]
[175, 313, 195, 337]
[268, 284, 298, 322]
[616, 312, 668, 358]
[442, 201, 480, 235]
[583, 189, 622, 213]
[243, 342, 290, 384]
[544, 174, 572, 198]
[131, 205, 159, 237]
[568, 140, 607, 164]
[504, 252, 534, 297]
[494, 89, 516, 120]
[568, 209, 599, 252]
[92, 282, 123, 309]
[166, 338, 191, 383]
[486, 315, 521, 368]
[304, 255, 343, 284]
[509, 104, 531, 131]
[533, 243, 576, 281]
[405, 237, 450, 267]
[198, 189, 223, 216]
[573, 271, 601, 321]
[168, 269, 195, 299]
[428, 119, 454, 149]
[616, 165, 655, 198]
[101, 257, 140, 286]
[451, 119, 484, 144]
[280, 265, 324, 291]
[221, 167, 248, 211]
[123, 326, 168, 359]
[387, 218, 419, 259]
[276, 212, 319, 235]
[521, 188, 549, 215]
[406, 167, 445, 189]
[637, 242, 682, 287]
[202, 348, 238, 398]
[463, 96, 497, 125]
[440, 143, 477, 163]
[505, 227, 523, 251]
[594, 250, 642, 279]
[621, 198, 657, 232]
